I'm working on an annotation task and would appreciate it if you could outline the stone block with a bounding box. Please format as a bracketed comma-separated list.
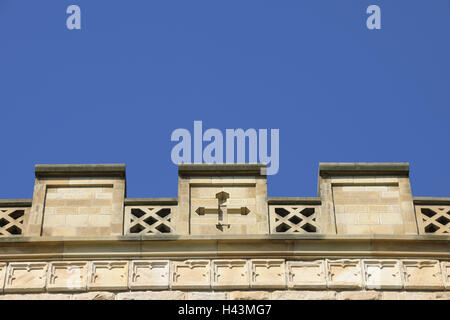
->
[88, 261, 128, 291]
[0, 263, 6, 293]
[4, 262, 48, 293]
[442, 262, 450, 289]
[380, 291, 402, 300]
[45, 215, 66, 227]
[171, 260, 211, 289]
[363, 260, 403, 289]
[357, 213, 379, 225]
[88, 215, 111, 227]
[327, 259, 363, 289]
[434, 292, 450, 300]
[382, 291, 436, 300]
[212, 260, 250, 289]
[116, 291, 185, 300]
[187, 292, 228, 300]
[402, 260, 444, 290]
[338, 291, 381, 300]
[129, 260, 169, 290]
[0, 293, 71, 300]
[229, 291, 271, 300]
[370, 225, 395, 234]
[251, 260, 286, 289]
[379, 212, 403, 225]
[47, 261, 88, 292]
[72, 291, 116, 300]
[65, 215, 89, 227]
[345, 205, 369, 214]
[271, 291, 336, 300]
[287, 260, 326, 289]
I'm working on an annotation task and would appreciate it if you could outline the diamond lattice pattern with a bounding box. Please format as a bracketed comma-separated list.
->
[416, 206, 449, 235]
[270, 206, 319, 233]
[126, 207, 174, 234]
[0, 209, 26, 236]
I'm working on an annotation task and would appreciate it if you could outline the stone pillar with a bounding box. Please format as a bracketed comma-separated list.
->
[317, 175, 337, 234]
[25, 164, 126, 237]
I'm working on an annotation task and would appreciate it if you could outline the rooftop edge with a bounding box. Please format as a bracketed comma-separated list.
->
[319, 162, 409, 176]
[35, 164, 126, 178]
[178, 163, 266, 176]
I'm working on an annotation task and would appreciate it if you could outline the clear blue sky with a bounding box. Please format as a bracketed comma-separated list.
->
[0, 1, 449, 199]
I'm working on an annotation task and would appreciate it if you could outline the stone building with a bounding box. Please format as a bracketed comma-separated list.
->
[0, 162, 448, 300]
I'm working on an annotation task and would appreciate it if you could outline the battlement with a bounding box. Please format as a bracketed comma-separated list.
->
[0, 163, 448, 300]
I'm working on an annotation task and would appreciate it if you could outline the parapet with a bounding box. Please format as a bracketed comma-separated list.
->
[1, 161, 449, 238]
[0, 162, 448, 299]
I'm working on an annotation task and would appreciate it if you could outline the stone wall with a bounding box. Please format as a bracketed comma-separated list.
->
[0, 162, 448, 300]
[43, 186, 116, 236]
[0, 290, 449, 300]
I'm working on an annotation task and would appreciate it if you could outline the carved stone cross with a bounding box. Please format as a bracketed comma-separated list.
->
[195, 191, 250, 230]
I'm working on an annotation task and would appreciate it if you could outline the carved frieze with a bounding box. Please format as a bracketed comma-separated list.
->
[171, 260, 211, 289]
[251, 259, 286, 289]
[5, 262, 48, 293]
[88, 261, 128, 290]
[47, 261, 88, 292]
[212, 260, 249, 289]
[129, 260, 169, 290]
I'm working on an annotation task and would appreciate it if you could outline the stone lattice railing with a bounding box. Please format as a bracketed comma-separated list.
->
[268, 198, 321, 234]
[0, 201, 30, 236]
[414, 198, 450, 235]
[124, 199, 177, 235]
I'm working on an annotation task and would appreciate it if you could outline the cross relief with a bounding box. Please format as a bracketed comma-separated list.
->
[195, 191, 250, 230]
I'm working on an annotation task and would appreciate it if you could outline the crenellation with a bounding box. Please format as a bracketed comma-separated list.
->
[0, 162, 448, 299]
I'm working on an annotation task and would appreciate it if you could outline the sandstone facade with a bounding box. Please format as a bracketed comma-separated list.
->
[0, 162, 448, 300]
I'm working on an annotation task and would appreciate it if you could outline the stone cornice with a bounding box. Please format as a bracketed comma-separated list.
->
[319, 162, 409, 176]
[35, 164, 126, 178]
[0, 199, 32, 207]
[0, 235, 448, 261]
[268, 197, 321, 205]
[178, 163, 266, 176]
[124, 198, 178, 206]
[413, 197, 450, 205]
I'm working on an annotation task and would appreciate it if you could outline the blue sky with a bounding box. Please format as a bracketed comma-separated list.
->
[0, 1, 449, 199]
